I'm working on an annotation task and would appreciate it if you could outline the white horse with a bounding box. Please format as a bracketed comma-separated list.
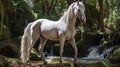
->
[20, 1, 86, 64]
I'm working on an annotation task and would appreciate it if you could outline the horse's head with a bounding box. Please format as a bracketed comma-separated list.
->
[73, 0, 86, 22]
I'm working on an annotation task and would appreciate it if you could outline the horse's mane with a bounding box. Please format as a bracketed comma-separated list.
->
[59, 3, 75, 24]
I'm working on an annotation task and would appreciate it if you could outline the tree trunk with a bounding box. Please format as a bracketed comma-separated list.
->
[42, 0, 58, 15]
[49, 0, 58, 15]
[0, 0, 4, 38]
[83, 0, 98, 31]
[42, 0, 49, 15]
[96, 0, 105, 32]
[0, 0, 15, 39]
[105, 0, 109, 18]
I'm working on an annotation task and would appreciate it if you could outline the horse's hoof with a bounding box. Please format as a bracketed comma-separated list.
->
[60, 63, 64, 67]
[74, 58, 77, 63]
[60, 60, 62, 64]
[28, 63, 31, 66]
[74, 59, 77, 61]
[25, 63, 31, 67]
[44, 61, 48, 65]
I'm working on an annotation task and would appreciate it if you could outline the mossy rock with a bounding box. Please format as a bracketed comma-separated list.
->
[74, 61, 110, 67]
[30, 48, 41, 61]
[7, 58, 21, 64]
[0, 56, 9, 67]
[0, 39, 20, 58]
[0, 55, 24, 67]
[108, 46, 120, 63]
[89, 61, 110, 67]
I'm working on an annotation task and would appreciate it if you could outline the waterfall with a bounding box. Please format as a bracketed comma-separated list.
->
[49, 45, 54, 56]
[82, 45, 116, 60]
[82, 35, 117, 60]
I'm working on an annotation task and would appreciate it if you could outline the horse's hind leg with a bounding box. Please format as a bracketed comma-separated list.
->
[68, 38, 78, 62]
[27, 32, 39, 64]
[38, 36, 47, 64]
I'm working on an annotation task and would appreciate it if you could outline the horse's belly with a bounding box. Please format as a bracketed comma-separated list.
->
[41, 30, 74, 41]
[41, 30, 59, 41]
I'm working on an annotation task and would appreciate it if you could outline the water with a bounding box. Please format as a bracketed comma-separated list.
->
[49, 45, 54, 56]
[82, 44, 116, 60]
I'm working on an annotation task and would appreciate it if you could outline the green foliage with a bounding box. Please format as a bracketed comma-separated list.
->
[24, 0, 34, 8]
[23, 0, 67, 20]
[105, 0, 120, 23]
[30, 48, 41, 61]
[104, 0, 120, 32]
[88, 0, 97, 6]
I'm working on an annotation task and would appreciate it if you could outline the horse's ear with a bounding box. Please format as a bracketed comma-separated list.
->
[77, 0, 83, 5]
[78, 0, 83, 2]
[77, 0, 84, 5]
[77, 0, 82, 2]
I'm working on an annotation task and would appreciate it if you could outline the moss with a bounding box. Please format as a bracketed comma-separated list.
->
[47, 57, 72, 67]
[89, 62, 110, 67]
[109, 46, 120, 63]
[7, 58, 21, 64]
[0, 57, 9, 67]
[30, 48, 41, 61]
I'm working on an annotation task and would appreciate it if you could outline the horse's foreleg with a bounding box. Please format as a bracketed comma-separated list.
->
[68, 38, 78, 62]
[59, 34, 65, 64]
[38, 36, 47, 64]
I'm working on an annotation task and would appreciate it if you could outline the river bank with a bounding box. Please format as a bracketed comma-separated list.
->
[0, 56, 120, 67]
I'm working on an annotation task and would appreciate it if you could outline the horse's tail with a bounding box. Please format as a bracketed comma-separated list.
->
[20, 23, 32, 64]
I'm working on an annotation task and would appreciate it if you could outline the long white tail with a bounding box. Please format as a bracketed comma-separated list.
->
[20, 23, 32, 63]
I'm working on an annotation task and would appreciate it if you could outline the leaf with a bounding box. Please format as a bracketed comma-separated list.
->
[24, 0, 34, 8]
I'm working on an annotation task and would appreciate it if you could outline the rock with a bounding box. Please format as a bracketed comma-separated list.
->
[0, 39, 20, 58]
[108, 46, 120, 63]
[0, 56, 119, 67]
[85, 61, 109, 67]
[0, 56, 9, 67]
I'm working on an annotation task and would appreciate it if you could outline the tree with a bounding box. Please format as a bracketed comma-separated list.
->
[0, 0, 14, 39]
[83, 0, 98, 31]
[42, 0, 58, 15]
[96, 0, 105, 32]
[0, 0, 4, 38]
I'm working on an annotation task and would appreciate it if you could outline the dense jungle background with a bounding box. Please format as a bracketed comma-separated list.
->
[0, 0, 120, 67]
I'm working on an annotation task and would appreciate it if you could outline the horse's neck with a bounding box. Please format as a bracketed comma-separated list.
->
[68, 17, 76, 28]
[58, 10, 76, 26]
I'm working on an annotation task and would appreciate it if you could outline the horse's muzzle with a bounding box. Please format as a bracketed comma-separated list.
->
[78, 16, 86, 22]
[82, 18, 86, 22]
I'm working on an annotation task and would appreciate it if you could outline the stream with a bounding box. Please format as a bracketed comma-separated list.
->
[82, 44, 116, 61]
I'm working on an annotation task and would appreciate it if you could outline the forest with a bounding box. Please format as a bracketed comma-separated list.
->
[0, 0, 120, 67]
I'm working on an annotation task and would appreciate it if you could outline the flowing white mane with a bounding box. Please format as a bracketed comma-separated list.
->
[59, 3, 75, 23]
